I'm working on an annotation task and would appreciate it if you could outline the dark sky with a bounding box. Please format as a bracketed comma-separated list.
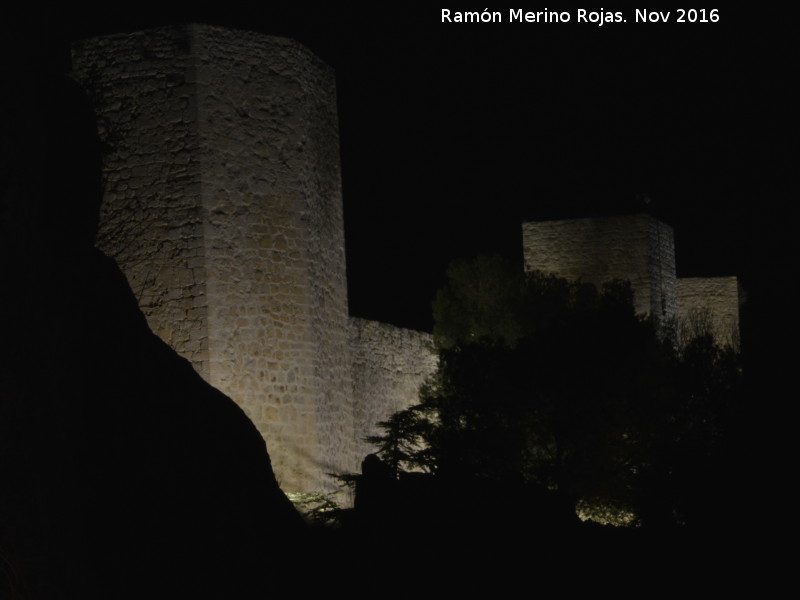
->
[26, 5, 795, 337]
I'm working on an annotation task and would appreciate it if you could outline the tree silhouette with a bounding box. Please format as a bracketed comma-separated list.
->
[363, 256, 742, 530]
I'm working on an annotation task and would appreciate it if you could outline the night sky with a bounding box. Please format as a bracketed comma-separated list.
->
[23, 5, 794, 341]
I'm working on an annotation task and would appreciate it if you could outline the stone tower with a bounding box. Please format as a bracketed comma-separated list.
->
[72, 24, 354, 494]
[522, 214, 740, 346]
[522, 214, 678, 325]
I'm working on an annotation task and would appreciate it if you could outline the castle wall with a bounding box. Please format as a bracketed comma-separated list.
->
[73, 23, 741, 501]
[522, 214, 677, 323]
[73, 25, 354, 495]
[677, 277, 740, 348]
[72, 28, 209, 374]
[349, 318, 438, 462]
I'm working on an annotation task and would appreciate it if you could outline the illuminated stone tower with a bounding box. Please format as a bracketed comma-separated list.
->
[522, 214, 740, 345]
[72, 24, 355, 493]
[522, 214, 678, 325]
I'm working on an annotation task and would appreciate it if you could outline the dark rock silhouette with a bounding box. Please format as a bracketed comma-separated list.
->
[1, 70, 304, 598]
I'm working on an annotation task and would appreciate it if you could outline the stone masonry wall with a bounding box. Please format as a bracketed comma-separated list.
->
[522, 214, 677, 324]
[74, 24, 738, 500]
[645, 215, 678, 323]
[349, 318, 438, 463]
[72, 28, 209, 375]
[677, 277, 740, 348]
[192, 25, 353, 494]
[73, 25, 354, 495]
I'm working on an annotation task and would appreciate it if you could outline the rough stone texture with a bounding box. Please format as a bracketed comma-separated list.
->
[677, 277, 741, 348]
[73, 24, 354, 494]
[349, 318, 438, 461]
[192, 26, 354, 495]
[72, 28, 209, 374]
[522, 214, 741, 346]
[71, 24, 739, 501]
[522, 214, 677, 324]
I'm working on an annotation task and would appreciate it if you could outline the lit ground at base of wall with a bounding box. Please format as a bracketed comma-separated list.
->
[576, 499, 638, 527]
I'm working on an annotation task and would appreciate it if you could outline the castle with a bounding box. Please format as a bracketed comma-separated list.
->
[71, 24, 740, 499]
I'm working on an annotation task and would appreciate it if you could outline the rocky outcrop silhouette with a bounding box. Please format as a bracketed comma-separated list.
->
[1, 72, 304, 598]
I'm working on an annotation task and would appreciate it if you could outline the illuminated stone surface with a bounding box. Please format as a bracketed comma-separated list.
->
[677, 277, 741, 348]
[522, 214, 678, 325]
[72, 24, 737, 497]
[73, 24, 437, 496]
[350, 318, 438, 462]
[522, 214, 739, 344]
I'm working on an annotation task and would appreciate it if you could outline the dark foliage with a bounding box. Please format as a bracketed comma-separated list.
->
[360, 256, 743, 530]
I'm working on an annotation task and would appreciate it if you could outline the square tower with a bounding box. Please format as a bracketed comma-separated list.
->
[522, 214, 678, 324]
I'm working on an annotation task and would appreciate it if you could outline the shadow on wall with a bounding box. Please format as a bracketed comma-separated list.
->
[0, 74, 305, 598]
